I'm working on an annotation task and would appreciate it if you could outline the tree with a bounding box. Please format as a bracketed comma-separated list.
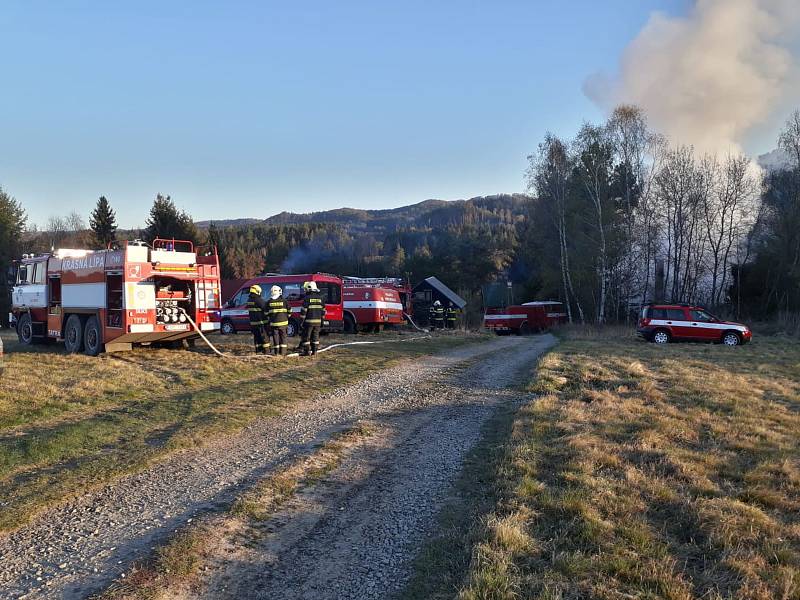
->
[574, 123, 616, 323]
[89, 196, 118, 248]
[527, 133, 584, 323]
[778, 110, 800, 168]
[0, 187, 27, 327]
[143, 194, 199, 244]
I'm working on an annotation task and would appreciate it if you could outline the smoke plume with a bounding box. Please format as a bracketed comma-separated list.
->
[585, 0, 800, 155]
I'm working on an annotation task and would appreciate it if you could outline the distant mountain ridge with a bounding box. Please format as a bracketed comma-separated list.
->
[197, 194, 530, 231]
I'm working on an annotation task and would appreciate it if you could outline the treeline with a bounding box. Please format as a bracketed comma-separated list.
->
[2, 106, 799, 328]
[518, 107, 800, 324]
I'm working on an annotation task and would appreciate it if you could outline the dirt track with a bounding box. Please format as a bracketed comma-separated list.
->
[0, 334, 554, 599]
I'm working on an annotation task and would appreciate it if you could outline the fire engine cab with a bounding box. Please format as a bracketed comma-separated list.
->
[342, 278, 406, 333]
[11, 239, 221, 355]
[483, 301, 567, 335]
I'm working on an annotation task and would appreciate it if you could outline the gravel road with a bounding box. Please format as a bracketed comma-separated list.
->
[0, 334, 554, 599]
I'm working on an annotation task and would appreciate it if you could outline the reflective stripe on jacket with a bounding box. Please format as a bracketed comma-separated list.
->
[267, 297, 290, 327]
[301, 291, 326, 325]
[248, 293, 268, 326]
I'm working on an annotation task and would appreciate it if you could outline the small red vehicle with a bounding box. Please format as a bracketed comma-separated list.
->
[483, 301, 567, 335]
[220, 273, 343, 337]
[342, 282, 405, 333]
[637, 303, 752, 345]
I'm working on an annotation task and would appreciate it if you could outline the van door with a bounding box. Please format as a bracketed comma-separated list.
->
[228, 289, 251, 331]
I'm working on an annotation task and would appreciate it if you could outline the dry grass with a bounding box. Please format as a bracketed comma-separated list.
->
[0, 330, 482, 531]
[458, 332, 800, 600]
[95, 522, 211, 600]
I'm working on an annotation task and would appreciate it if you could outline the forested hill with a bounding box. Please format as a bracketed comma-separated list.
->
[196, 194, 531, 232]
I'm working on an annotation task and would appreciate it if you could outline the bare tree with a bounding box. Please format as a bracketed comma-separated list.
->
[778, 109, 800, 168]
[656, 146, 698, 302]
[608, 105, 659, 320]
[701, 155, 758, 306]
[527, 134, 585, 323]
[574, 123, 614, 323]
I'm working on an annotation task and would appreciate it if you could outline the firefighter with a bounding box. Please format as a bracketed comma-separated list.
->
[247, 284, 268, 354]
[300, 281, 325, 356]
[266, 285, 290, 356]
[446, 302, 459, 329]
[429, 300, 444, 330]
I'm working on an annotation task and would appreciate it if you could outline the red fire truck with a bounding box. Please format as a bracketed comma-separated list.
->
[11, 239, 222, 355]
[342, 280, 405, 333]
[483, 301, 567, 335]
[220, 273, 344, 337]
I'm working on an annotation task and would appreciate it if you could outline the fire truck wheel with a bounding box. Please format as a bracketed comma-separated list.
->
[220, 319, 236, 335]
[17, 313, 35, 345]
[83, 316, 103, 356]
[519, 322, 532, 336]
[64, 315, 85, 353]
[343, 314, 356, 334]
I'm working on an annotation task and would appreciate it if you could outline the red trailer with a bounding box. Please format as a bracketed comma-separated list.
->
[483, 301, 567, 335]
[220, 273, 344, 337]
[342, 283, 405, 333]
[11, 239, 222, 355]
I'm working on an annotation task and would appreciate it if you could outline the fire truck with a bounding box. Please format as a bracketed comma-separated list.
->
[11, 239, 221, 355]
[220, 273, 344, 337]
[342, 278, 406, 333]
[483, 301, 567, 335]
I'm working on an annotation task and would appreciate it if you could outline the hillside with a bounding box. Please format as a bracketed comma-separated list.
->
[197, 194, 530, 232]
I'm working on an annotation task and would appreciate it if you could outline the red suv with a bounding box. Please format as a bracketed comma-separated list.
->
[637, 304, 752, 346]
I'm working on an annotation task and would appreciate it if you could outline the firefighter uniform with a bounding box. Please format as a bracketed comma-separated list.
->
[266, 289, 291, 356]
[247, 286, 268, 354]
[300, 282, 326, 356]
[430, 301, 445, 329]
[446, 303, 460, 329]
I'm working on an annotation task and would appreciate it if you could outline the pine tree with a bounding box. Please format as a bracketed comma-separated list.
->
[143, 194, 199, 244]
[89, 196, 117, 249]
[0, 187, 27, 327]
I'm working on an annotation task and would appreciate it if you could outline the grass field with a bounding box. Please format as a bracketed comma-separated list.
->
[0, 327, 481, 532]
[457, 329, 800, 600]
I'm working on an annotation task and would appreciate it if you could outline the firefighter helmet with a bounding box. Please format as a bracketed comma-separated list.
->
[270, 285, 282, 299]
[249, 284, 262, 295]
[303, 281, 319, 292]
[434, 300, 441, 307]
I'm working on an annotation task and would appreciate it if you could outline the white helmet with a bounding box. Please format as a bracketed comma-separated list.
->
[303, 281, 319, 292]
[434, 300, 441, 307]
[270, 285, 282, 299]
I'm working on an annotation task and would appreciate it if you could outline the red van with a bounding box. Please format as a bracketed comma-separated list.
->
[220, 273, 344, 337]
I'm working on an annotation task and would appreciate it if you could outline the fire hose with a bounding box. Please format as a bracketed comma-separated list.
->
[179, 307, 431, 359]
[403, 312, 429, 333]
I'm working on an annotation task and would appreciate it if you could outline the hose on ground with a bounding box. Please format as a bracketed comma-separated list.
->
[178, 307, 432, 359]
[403, 312, 429, 333]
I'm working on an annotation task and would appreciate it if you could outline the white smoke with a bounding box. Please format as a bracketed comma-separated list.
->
[585, 0, 800, 155]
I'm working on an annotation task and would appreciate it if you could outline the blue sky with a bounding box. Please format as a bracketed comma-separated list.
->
[1, 1, 687, 228]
